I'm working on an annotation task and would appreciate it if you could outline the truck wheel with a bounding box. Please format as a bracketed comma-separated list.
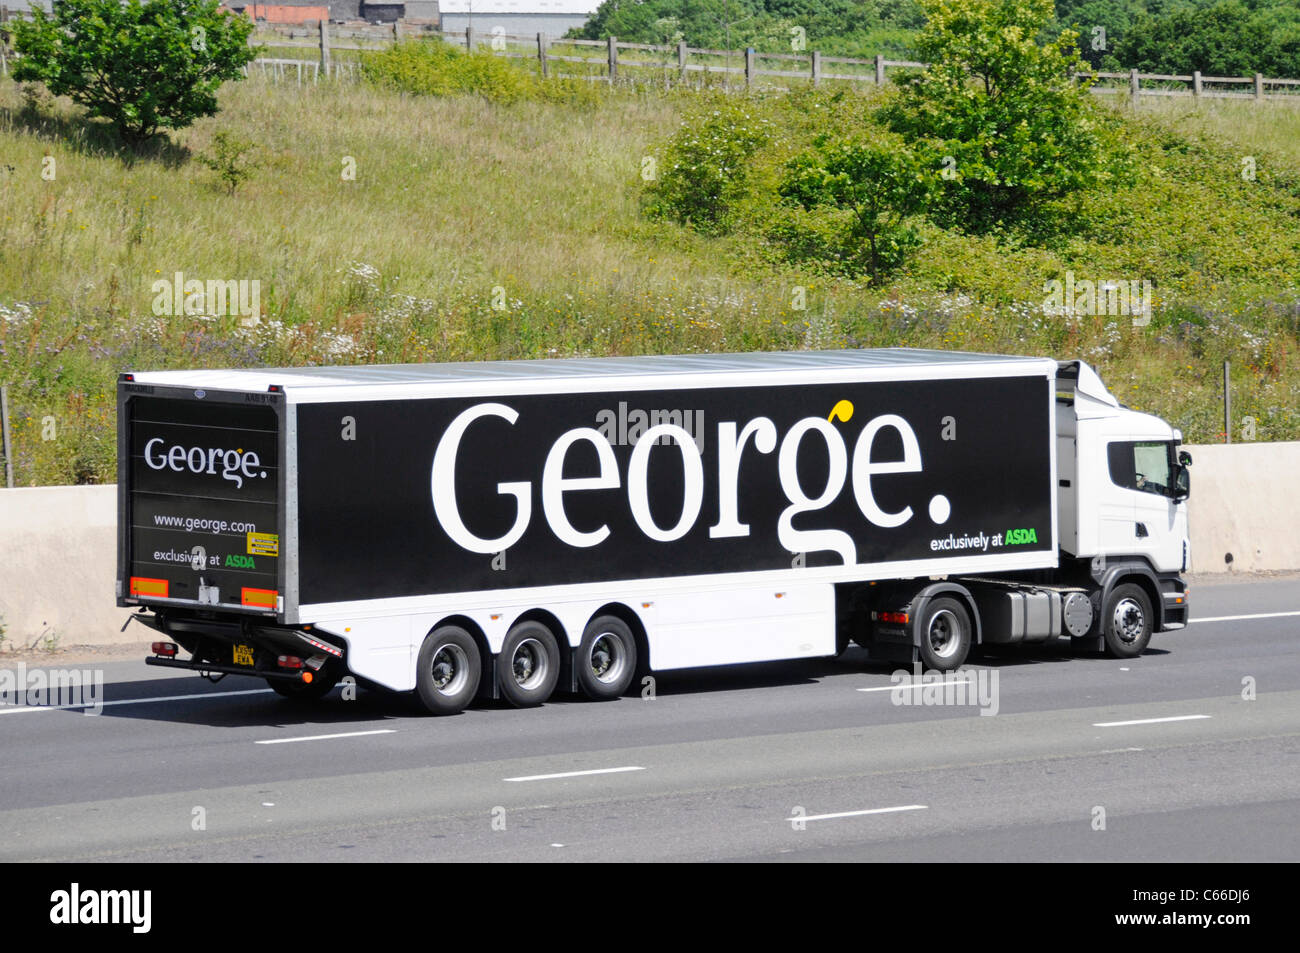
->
[916, 597, 972, 672]
[577, 616, 637, 700]
[267, 671, 339, 701]
[499, 621, 560, 707]
[415, 626, 481, 715]
[1102, 584, 1153, 659]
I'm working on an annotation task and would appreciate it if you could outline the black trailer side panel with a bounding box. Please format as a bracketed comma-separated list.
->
[295, 374, 1052, 604]
[117, 385, 285, 615]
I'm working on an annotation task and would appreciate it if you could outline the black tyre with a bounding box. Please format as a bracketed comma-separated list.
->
[916, 596, 972, 672]
[415, 625, 482, 715]
[1101, 583, 1153, 659]
[576, 615, 638, 700]
[499, 621, 561, 707]
[267, 670, 339, 701]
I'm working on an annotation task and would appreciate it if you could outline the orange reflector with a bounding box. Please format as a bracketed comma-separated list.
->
[302, 671, 313, 684]
[241, 587, 277, 608]
[130, 576, 169, 598]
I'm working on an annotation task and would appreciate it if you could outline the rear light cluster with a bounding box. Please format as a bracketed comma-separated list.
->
[151, 642, 178, 657]
[873, 611, 910, 625]
[278, 653, 329, 682]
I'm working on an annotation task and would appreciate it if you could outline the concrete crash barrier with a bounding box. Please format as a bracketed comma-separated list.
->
[0, 486, 136, 650]
[1184, 441, 1300, 574]
[0, 441, 1295, 647]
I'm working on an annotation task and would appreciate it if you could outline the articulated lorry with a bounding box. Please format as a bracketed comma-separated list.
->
[117, 348, 1191, 714]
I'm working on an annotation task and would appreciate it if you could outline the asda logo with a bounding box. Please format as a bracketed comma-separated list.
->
[1005, 527, 1038, 545]
[225, 554, 256, 569]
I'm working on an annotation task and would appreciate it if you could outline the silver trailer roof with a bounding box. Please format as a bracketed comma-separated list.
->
[128, 347, 1055, 391]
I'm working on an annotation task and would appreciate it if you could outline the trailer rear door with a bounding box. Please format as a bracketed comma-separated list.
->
[117, 383, 285, 617]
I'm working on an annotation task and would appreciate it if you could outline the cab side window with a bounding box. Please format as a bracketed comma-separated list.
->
[1108, 441, 1172, 496]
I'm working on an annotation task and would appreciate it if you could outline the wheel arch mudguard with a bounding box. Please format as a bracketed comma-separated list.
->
[1095, 560, 1164, 631]
[909, 582, 984, 648]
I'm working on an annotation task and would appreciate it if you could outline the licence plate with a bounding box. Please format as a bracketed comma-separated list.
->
[233, 644, 256, 667]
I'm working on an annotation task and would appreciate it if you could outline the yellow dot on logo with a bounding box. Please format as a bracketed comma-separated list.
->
[828, 399, 854, 423]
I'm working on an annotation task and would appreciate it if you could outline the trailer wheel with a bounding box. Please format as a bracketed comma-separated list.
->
[415, 626, 482, 715]
[1102, 584, 1152, 659]
[499, 621, 560, 707]
[916, 597, 971, 672]
[576, 616, 637, 700]
[267, 671, 339, 701]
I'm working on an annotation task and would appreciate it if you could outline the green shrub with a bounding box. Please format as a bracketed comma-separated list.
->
[361, 39, 605, 107]
[643, 97, 776, 235]
[197, 131, 258, 194]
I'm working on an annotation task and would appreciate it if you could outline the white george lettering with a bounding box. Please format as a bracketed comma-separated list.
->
[429, 402, 927, 564]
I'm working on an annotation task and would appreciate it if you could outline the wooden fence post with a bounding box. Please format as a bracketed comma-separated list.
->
[875, 54, 884, 85]
[811, 49, 820, 87]
[744, 47, 754, 88]
[319, 18, 330, 71]
[465, 26, 473, 51]
[1254, 72, 1264, 101]
[608, 34, 617, 83]
[393, 18, 401, 43]
[1129, 68, 1139, 105]
[1, 384, 13, 489]
[677, 40, 687, 84]
[537, 32, 548, 78]
[1192, 70, 1202, 98]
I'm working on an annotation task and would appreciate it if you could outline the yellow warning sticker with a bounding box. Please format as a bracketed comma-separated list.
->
[247, 532, 279, 557]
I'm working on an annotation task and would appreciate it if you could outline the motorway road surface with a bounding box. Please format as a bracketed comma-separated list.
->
[1, 573, 1297, 862]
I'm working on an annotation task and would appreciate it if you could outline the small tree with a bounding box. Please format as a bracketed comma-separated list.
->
[779, 133, 933, 280]
[197, 131, 258, 194]
[880, 0, 1113, 231]
[11, 0, 256, 147]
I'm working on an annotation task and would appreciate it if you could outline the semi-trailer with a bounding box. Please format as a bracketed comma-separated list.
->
[117, 348, 1191, 713]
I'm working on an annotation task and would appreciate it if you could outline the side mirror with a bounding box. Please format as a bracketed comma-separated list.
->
[1178, 450, 1193, 467]
[1172, 466, 1190, 501]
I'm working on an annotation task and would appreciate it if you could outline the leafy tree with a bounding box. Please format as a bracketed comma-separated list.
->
[11, 0, 256, 147]
[779, 132, 933, 279]
[879, 0, 1116, 231]
[1117, 1, 1291, 77]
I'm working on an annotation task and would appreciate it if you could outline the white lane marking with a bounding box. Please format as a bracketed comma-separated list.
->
[1194, 611, 1300, 623]
[256, 729, 396, 745]
[505, 766, 645, 783]
[0, 688, 275, 714]
[789, 805, 928, 824]
[1093, 715, 1210, 727]
[857, 676, 976, 693]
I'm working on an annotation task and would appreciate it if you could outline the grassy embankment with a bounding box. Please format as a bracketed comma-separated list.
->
[0, 70, 1298, 484]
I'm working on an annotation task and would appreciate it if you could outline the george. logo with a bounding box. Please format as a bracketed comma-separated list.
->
[430, 400, 951, 565]
[142, 438, 267, 488]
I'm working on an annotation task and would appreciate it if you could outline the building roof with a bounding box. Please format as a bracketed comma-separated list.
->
[438, 0, 602, 14]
